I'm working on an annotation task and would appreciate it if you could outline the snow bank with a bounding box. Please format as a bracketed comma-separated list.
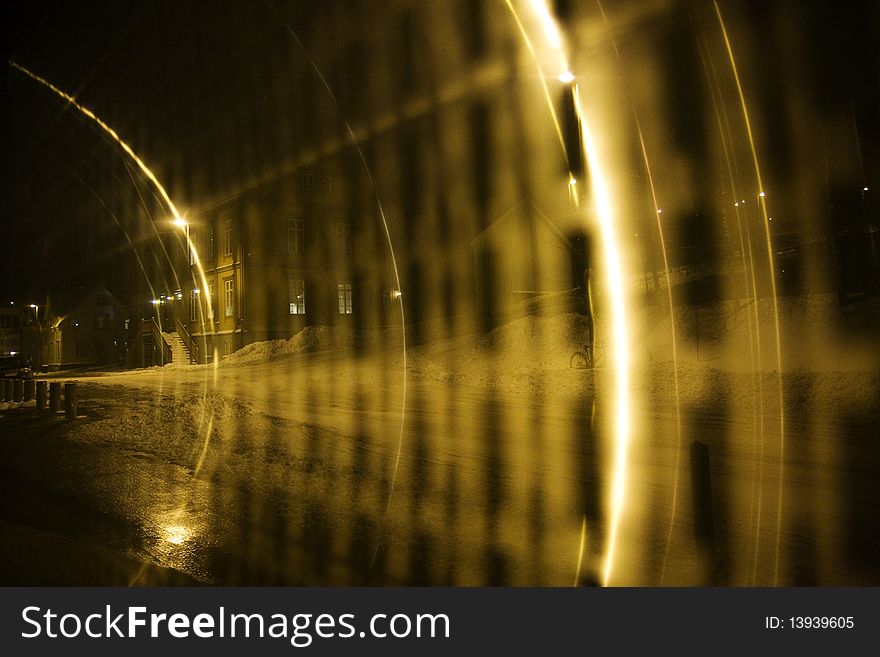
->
[221, 326, 356, 365]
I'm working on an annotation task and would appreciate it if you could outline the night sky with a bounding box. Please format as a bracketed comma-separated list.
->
[4, 0, 879, 304]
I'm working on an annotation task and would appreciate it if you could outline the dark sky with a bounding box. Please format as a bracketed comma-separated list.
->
[4, 0, 878, 303]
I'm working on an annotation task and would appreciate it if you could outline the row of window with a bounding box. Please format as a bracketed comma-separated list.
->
[301, 173, 337, 194]
[189, 280, 354, 321]
[288, 220, 351, 257]
[198, 219, 350, 262]
[287, 280, 354, 315]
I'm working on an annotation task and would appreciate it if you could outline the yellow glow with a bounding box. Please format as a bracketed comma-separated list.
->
[504, 1, 569, 158]
[573, 83, 632, 587]
[506, 0, 634, 587]
[173, 218, 187, 228]
[9, 61, 216, 343]
[530, 0, 563, 50]
[558, 70, 575, 83]
[164, 525, 191, 545]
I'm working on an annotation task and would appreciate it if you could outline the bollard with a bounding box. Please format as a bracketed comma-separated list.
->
[690, 440, 717, 585]
[64, 382, 78, 420]
[13, 379, 24, 402]
[49, 382, 62, 413]
[4, 379, 12, 402]
[36, 381, 47, 410]
[24, 379, 36, 402]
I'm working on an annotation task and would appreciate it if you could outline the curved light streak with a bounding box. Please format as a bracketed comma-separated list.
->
[572, 82, 632, 587]
[505, 0, 633, 586]
[634, 124, 684, 585]
[691, 14, 767, 583]
[712, 2, 786, 586]
[9, 61, 216, 335]
[10, 61, 220, 540]
[594, 0, 684, 586]
[262, 1, 408, 522]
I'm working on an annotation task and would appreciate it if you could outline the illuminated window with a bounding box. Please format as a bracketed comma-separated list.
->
[208, 282, 216, 320]
[224, 279, 234, 317]
[336, 223, 352, 258]
[337, 282, 352, 314]
[323, 176, 336, 194]
[288, 219, 304, 256]
[288, 279, 305, 315]
[224, 218, 233, 256]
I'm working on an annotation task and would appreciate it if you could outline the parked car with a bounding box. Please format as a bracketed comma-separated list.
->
[0, 356, 34, 379]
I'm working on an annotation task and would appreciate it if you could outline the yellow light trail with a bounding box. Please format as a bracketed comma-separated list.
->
[692, 15, 766, 583]
[505, 0, 633, 587]
[504, 0, 570, 159]
[572, 82, 632, 587]
[595, 0, 683, 586]
[10, 61, 220, 543]
[712, 2, 786, 586]
[634, 124, 683, 585]
[9, 61, 216, 337]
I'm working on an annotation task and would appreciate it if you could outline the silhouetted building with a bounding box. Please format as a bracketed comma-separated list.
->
[45, 286, 127, 369]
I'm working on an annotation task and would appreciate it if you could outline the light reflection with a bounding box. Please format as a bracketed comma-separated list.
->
[164, 525, 192, 545]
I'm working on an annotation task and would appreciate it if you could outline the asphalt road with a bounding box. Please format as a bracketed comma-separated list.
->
[1, 357, 878, 586]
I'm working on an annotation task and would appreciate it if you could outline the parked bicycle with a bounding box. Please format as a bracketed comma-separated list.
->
[569, 343, 593, 369]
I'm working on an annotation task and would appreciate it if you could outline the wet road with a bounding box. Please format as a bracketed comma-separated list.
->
[1, 360, 878, 586]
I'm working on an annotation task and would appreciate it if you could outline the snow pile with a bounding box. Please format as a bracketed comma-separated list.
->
[473, 312, 592, 371]
[221, 326, 356, 365]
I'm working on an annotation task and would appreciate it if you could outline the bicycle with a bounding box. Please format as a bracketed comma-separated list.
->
[569, 343, 593, 369]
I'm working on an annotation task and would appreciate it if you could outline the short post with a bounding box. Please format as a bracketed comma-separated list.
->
[690, 440, 717, 585]
[24, 379, 36, 401]
[64, 382, 78, 420]
[36, 381, 48, 410]
[49, 382, 62, 413]
[4, 379, 13, 402]
[13, 379, 24, 402]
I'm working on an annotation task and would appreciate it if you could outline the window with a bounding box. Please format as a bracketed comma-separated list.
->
[337, 282, 352, 314]
[95, 315, 106, 330]
[224, 279, 234, 317]
[224, 218, 233, 256]
[288, 279, 305, 315]
[208, 282, 216, 320]
[191, 289, 199, 321]
[75, 339, 87, 357]
[336, 223, 352, 258]
[207, 221, 215, 261]
[301, 172, 314, 191]
[288, 219, 304, 256]
[323, 176, 336, 194]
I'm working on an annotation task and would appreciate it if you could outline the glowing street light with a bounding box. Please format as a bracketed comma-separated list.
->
[558, 70, 575, 83]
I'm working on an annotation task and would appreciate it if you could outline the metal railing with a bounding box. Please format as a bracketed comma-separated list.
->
[175, 316, 199, 364]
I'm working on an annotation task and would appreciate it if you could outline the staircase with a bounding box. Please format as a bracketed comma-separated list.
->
[161, 331, 194, 365]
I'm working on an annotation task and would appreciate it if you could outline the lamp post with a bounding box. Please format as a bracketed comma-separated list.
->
[27, 304, 42, 370]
